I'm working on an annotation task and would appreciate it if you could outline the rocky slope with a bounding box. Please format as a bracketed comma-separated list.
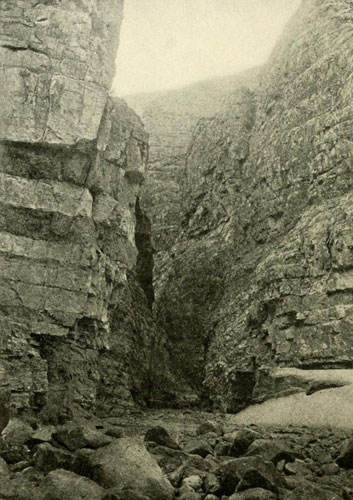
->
[155, 0, 353, 410]
[0, 0, 175, 422]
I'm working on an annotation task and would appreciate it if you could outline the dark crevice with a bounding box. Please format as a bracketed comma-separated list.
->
[299, 360, 353, 369]
[134, 197, 155, 309]
[1, 45, 28, 51]
[0, 44, 48, 57]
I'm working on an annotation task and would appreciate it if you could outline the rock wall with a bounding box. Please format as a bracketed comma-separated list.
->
[156, 0, 353, 411]
[0, 0, 171, 421]
[125, 70, 260, 274]
[155, 88, 257, 404]
[4, 0, 353, 419]
[0, 0, 123, 145]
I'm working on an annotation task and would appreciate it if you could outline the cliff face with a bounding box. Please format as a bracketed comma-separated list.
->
[125, 70, 260, 268]
[155, 88, 257, 403]
[3, 0, 353, 420]
[0, 0, 168, 421]
[0, 0, 123, 145]
[156, 0, 353, 410]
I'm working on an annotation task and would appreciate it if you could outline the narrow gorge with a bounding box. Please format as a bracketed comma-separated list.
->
[1, 1, 353, 499]
[128, 0, 353, 411]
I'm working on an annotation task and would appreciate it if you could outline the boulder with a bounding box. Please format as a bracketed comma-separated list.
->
[1, 419, 33, 446]
[0, 456, 10, 479]
[41, 469, 104, 500]
[215, 441, 230, 456]
[204, 472, 222, 495]
[196, 421, 223, 436]
[0, 418, 34, 465]
[144, 426, 181, 450]
[337, 437, 353, 469]
[53, 422, 113, 451]
[30, 426, 56, 445]
[34, 442, 74, 474]
[0, 473, 43, 500]
[228, 429, 261, 457]
[245, 439, 300, 465]
[229, 488, 277, 500]
[200, 432, 218, 448]
[185, 454, 215, 473]
[284, 459, 313, 478]
[102, 489, 150, 500]
[218, 456, 283, 496]
[184, 438, 214, 458]
[179, 491, 203, 500]
[181, 474, 203, 491]
[284, 483, 342, 500]
[167, 453, 214, 487]
[149, 444, 189, 473]
[87, 437, 175, 500]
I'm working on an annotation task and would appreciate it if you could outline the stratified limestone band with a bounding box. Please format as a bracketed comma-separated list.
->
[0, 1, 164, 419]
[0, 0, 124, 145]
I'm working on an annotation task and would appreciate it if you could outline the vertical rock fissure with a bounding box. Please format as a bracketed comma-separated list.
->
[135, 197, 155, 310]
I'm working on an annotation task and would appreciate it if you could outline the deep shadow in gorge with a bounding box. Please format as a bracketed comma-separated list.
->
[135, 197, 155, 310]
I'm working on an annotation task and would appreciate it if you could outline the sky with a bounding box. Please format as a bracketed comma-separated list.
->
[112, 0, 302, 96]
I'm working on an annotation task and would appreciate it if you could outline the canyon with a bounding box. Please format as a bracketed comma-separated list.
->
[127, 0, 353, 412]
[1, 1, 353, 498]
[1, 0, 353, 421]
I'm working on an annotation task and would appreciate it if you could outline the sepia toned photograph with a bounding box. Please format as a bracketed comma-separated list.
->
[0, 0, 352, 498]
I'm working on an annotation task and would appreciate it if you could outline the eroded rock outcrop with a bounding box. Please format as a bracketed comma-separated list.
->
[155, 0, 353, 410]
[0, 0, 170, 420]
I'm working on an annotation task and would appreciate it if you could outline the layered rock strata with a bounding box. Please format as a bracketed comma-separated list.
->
[125, 69, 260, 274]
[0, 0, 123, 145]
[155, 88, 257, 403]
[0, 0, 168, 420]
[156, 0, 353, 410]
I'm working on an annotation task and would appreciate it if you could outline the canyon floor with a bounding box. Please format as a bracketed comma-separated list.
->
[2, 372, 353, 500]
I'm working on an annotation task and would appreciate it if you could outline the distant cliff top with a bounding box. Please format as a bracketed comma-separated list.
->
[123, 67, 261, 119]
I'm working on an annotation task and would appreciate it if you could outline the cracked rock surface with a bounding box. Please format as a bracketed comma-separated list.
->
[0, 0, 176, 421]
[0, 0, 123, 145]
[148, 0, 353, 409]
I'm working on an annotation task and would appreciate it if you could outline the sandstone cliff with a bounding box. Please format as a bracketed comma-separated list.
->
[156, 0, 353, 410]
[0, 0, 173, 421]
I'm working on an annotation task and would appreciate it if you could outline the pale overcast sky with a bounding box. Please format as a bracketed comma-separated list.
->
[112, 0, 301, 96]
